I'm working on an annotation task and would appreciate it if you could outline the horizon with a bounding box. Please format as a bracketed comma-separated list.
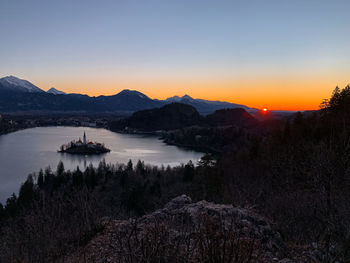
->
[0, 74, 340, 111]
[1, 74, 345, 112]
[1, 0, 350, 111]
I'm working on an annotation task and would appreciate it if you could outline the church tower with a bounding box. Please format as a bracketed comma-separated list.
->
[83, 131, 87, 144]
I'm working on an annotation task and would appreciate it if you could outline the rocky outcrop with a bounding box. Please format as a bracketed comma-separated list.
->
[65, 195, 296, 262]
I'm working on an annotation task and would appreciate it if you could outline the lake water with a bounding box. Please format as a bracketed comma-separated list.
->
[0, 127, 203, 203]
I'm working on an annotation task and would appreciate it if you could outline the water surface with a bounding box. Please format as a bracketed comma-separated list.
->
[0, 127, 203, 202]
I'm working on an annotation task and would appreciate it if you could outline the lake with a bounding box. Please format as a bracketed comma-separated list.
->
[0, 126, 203, 203]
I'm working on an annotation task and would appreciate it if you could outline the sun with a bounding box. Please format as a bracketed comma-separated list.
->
[262, 108, 268, 113]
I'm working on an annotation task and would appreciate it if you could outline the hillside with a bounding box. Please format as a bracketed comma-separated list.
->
[206, 108, 258, 128]
[94, 90, 164, 111]
[0, 76, 44, 93]
[111, 103, 204, 131]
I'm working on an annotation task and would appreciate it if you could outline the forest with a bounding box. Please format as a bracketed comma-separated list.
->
[1, 86, 350, 262]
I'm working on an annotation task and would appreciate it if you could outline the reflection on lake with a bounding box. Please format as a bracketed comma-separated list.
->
[0, 127, 203, 202]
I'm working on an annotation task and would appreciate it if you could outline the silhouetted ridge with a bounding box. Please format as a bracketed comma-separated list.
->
[110, 105, 259, 132]
[0, 76, 260, 114]
[166, 94, 250, 113]
[206, 108, 257, 127]
[95, 89, 163, 111]
[113, 103, 203, 131]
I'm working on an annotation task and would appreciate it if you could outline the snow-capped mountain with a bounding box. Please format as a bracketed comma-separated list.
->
[47, 87, 66, 95]
[95, 89, 163, 111]
[116, 89, 149, 99]
[165, 94, 251, 114]
[165, 95, 182, 102]
[166, 95, 196, 103]
[0, 76, 44, 93]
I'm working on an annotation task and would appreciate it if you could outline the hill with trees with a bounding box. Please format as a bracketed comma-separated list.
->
[110, 103, 258, 133]
[110, 103, 204, 131]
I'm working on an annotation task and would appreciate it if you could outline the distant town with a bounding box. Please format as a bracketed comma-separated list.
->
[0, 113, 122, 135]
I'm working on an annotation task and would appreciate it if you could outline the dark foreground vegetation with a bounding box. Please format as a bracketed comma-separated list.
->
[1, 86, 350, 262]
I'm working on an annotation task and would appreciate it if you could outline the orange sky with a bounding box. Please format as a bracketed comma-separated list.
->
[34, 75, 349, 111]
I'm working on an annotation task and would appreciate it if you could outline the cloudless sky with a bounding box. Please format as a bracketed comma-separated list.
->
[1, 0, 349, 110]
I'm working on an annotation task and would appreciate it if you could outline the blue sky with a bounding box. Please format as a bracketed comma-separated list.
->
[1, 0, 349, 109]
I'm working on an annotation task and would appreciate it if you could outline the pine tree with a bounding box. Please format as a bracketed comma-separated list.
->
[37, 169, 44, 188]
[18, 175, 35, 206]
[183, 160, 195, 181]
[5, 193, 18, 217]
[198, 153, 215, 167]
[57, 161, 65, 176]
[126, 159, 133, 172]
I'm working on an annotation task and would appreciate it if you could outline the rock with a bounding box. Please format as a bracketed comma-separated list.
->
[65, 195, 288, 263]
[278, 259, 295, 263]
[164, 194, 192, 210]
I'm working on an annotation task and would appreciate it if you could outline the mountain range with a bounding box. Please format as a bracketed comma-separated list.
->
[0, 75, 257, 114]
[165, 95, 250, 113]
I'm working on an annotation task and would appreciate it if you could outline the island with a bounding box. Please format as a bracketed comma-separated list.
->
[58, 132, 110, 154]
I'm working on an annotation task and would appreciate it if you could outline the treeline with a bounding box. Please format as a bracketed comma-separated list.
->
[0, 116, 22, 135]
[0, 114, 113, 136]
[0, 156, 220, 262]
[163, 125, 254, 154]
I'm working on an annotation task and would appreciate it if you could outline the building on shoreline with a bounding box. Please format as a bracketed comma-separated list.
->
[59, 131, 110, 154]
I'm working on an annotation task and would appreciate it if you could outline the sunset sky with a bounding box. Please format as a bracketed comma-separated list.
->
[1, 0, 349, 110]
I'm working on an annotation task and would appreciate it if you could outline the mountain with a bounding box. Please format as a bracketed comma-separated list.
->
[206, 108, 258, 128]
[0, 76, 165, 112]
[166, 94, 195, 103]
[0, 89, 164, 113]
[94, 89, 164, 111]
[165, 94, 251, 114]
[0, 76, 44, 93]
[47, 87, 66, 95]
[0, 91, 96, 112]
[110, 103, 204, 131]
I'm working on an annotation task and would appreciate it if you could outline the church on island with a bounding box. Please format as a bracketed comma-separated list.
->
[59, 132, 110, 154]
